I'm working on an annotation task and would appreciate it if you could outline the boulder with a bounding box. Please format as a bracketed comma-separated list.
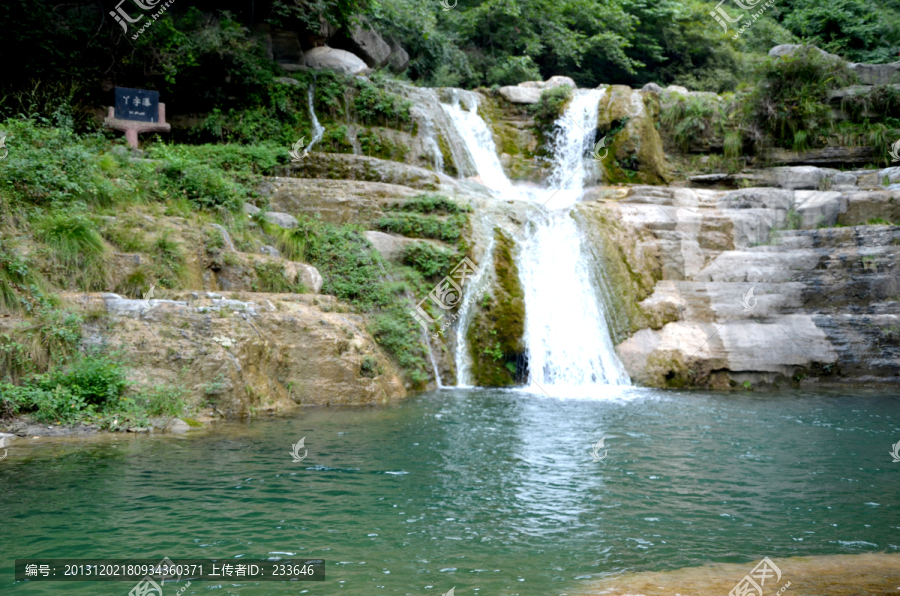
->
[717, 188, 793, 211]
[768, 44, 842, 63]
[259, 245, 281, 258]
[664, 85, 689, 95]
[364, 231, 408, 262]
[387, 41, 410, 73]
[518, 76, 577, 90]
[498, 86, 542, 104]
[362, 231, 454, 264]
[283, 262, 323, 293]
[304, 46, 370, 76]
[641, 83, 663, 94]
[848, 61, 900, 85]
[243, 203, 262, 216]
[263, 212, 298, 229]
[793, 191, 842, 228]
[166, 418, 191, 434]
[334, 24, 392, 68]
[274, 77, 301, 86]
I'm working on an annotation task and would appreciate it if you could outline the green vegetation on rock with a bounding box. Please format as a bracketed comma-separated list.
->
[466, 229, 525, 387]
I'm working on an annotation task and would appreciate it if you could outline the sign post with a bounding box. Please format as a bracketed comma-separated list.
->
[104, 87, 171, 148]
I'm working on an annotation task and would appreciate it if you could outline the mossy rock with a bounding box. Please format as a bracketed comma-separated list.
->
[573, 204, 661, 343]
[465, 228, 526, 386]
[597, 86, 669, 185]
[475, 92, 544, 182]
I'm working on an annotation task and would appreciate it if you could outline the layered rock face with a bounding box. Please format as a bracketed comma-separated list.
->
[577, 166, 900, 388]
[68, 292, 406, 413]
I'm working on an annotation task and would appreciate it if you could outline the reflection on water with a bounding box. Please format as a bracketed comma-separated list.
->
[2, 387, 898, 596]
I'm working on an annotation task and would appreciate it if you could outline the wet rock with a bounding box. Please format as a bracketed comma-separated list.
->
[166, 418, 191, 434]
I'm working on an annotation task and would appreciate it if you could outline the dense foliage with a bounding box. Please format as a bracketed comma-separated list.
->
[2, 0, 898, 121]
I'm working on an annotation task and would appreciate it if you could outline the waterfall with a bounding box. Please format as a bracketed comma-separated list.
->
[439, 88, 629, 393]
[518, 90, 630, 392]
[440, 92, 528, 200]
[305, 85, 325, 153]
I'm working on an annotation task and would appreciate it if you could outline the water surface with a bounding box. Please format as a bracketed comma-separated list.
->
[2, 387, 899, 596]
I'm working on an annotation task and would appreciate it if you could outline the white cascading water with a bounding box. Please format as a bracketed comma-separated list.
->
[305, 85, 325, 152]
[519, 89, 630, 392]
[441, 88, 629, 394]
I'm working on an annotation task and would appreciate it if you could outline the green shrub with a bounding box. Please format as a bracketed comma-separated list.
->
[377, 213, 465, 242]
[1, 350, 128, 422]
[401, 242, 458, 278]
[369, 305, 431, 387]
[391, 194, 470, 215]
[353, 79, 413, 129]
[252, 261, 305, 293]
[530, 85, 574, 144]
[0, 119, 118, 206]
[748, 47, 856, 149]
[140, 384, 187, 417]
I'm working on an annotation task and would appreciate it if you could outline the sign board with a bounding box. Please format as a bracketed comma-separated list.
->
[114, 87, 160, 122]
